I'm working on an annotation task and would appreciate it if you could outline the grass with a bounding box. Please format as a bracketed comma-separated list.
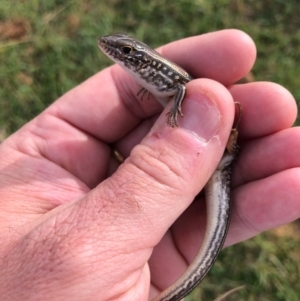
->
[0, 0, 300, 299]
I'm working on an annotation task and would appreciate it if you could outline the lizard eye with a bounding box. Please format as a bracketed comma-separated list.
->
[121, 46, 133, 54]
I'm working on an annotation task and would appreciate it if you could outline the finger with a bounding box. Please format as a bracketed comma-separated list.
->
[12, 30, 256, 190]
[47, 30, 256, 143]
[154, 162, 300, 271]
[3, 80, 235, 299]
[229, 82, 297, 138]
[233, 127, 300, 186]
[17, 30, 255, 187]
[160, 29, 256, 85]
[228, 167, 300, 246]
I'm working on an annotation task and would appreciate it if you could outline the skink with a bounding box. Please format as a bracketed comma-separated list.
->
[98, 33, 239, 301]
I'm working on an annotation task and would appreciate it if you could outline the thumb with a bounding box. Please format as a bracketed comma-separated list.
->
[85, 78, 235, 300]
[78, 78, 234, 299]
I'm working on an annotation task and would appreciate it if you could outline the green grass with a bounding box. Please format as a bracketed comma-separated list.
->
[1, 0, 300, 299]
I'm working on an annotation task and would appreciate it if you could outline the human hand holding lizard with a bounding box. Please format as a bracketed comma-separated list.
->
[0, 30, 298, 300]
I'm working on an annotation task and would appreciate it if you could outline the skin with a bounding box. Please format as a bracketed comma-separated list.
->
[0, 29, 299, 301]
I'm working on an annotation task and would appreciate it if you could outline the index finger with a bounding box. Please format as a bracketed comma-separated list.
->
[47, 30, 256, 142]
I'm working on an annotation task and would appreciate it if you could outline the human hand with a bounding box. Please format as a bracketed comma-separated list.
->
[0, 29, 298, 301]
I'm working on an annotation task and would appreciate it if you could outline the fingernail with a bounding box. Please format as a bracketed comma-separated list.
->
[177, 93, 220, 140]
